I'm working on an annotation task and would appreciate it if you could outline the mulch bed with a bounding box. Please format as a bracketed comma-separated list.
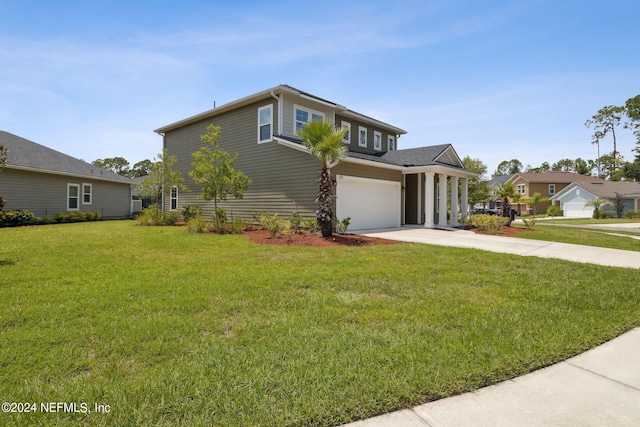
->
[242, 226, 401, 247]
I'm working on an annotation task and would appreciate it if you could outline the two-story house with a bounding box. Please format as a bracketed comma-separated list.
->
[506, 171, 606, 216]
[154, 85, 476, 230]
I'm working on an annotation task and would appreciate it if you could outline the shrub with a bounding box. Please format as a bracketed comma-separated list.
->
[181, 204, 203, 222]
[336, 217, 351, 234]
[230, 215, 246, 234]
[289, 214, 304, 233]
[624, 210, 640, 219]
[304, 218, 319, 234]
[522, 216, 537, 230]
[547, 205, 563, 217]
[186, 216, 207, 233]
[259, 212, 286, 238]
[0, 210, 38, 227]
[593, 210, 615, 219]
[471, 214, 507, 231]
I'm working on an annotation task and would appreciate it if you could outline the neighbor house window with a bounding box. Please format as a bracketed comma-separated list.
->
[294, 105, 324, 132]
[82, 183, 92, 205]
[517, 184, 526, 194]
[359, 126, 367, 147]
[374, 131, 382, 151]
[170, 186, 178, 211]
[341, 121, 351, 143]
[388, 135, 395, 151]
[67, 184, 79, 211]
[549, 184, 556, 195]
[258, 105, 273, 143]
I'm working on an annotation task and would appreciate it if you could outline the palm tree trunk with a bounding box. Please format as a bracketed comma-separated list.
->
[316, 166, 334, 237]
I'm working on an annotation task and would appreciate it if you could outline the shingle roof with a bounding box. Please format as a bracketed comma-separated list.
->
[511, 171, 604, 184]
[275, 135, 462, 168]
[0, 131, 132, 184]
[573, 181, 640, 198]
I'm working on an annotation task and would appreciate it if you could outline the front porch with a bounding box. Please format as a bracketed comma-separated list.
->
[403, 169, 473, 228]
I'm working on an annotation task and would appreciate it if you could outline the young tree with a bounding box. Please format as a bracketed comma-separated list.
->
[462, 156, 491, 208]
[585, 105, 625, 171]
[189, 125, 251, 231]
[493, 159, 522, 177]
[494, 182, 515, 225]
[522, 192, 550, 215]
[296, 119, 348, 237]
[612, 192, 626, 218]
[138, 149, 188, 213]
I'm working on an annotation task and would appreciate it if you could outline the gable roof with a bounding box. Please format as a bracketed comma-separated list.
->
[508, 171, 604, 184]
[0, 131, 132, 184]
[552, 180, 640, 200]
[489, 175, 512, 186]
[154, 84, 407, 136]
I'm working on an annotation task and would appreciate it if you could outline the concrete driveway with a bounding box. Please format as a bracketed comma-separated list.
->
[358, 226, 640, 269]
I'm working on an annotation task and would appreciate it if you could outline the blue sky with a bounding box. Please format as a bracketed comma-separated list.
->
[1, 0, 638, 176]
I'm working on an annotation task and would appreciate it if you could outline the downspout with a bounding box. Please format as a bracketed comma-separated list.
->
[270, 91, 281, 136]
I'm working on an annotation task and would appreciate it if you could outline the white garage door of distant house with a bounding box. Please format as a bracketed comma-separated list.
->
[563, 202, 594, 218]
[336, 175, 401, 230]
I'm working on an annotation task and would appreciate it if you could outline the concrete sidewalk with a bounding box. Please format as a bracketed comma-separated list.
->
[343, 328, 640, 427]
[358, 226, 640, 269]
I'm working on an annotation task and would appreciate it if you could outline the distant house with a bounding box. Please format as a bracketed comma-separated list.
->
[487, 175, 512, 209]
[506, 171, 605, 216]
[0, 131, 134, 219]
[550, 180, 640, 218]
[154, 85, 477, 230]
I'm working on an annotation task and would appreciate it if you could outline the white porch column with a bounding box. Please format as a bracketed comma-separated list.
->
[424, 172, 435, 228]
[417, 173, 422, 224]
[451, 176, 459, 226]
[438, 173, 448, 227]
[460, 178, 469, 223]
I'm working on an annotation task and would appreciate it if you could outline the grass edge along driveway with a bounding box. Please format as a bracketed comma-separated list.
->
[1, 220, 639, 426]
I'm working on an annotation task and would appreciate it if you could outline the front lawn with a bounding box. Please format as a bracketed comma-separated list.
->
[2, 221, 640, 426]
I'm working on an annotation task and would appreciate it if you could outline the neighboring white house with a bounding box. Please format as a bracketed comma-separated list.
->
[550, 180, 640, 218]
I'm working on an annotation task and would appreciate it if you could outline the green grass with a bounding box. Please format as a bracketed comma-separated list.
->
[513, 221, 640, 252]
[541, 218, 640, 225]
[2, 221, 640, 426]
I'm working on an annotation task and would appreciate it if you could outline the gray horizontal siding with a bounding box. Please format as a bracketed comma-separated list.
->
[335, 113, 398, 155]
[1, 168, 131, 219]
[164, 99, 322, 221]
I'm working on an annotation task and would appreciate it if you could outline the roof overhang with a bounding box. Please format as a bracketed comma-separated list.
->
[4, 164, 134, 185]
[274, 137, 478, 178]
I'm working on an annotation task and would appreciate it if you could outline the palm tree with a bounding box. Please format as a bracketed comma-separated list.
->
[494, 182, 515, 225]
[523, 192, 550, 215]
[297, 119, 348, 237]
[585, 197, 612, 218]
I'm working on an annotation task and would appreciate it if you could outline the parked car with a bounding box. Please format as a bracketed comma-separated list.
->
[471, 208, 496, 215]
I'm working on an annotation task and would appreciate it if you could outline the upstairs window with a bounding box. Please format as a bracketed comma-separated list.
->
[294, 105, 324, 132]
[82, 183, 92, 205]
[358, 126, 367, 147]
[341, 121, 351, 143]
[374, 131, 382, 151]
[67, 184, 79, 211]
[258, 105, 272, 143]
[388, 135, 395, 151]
[549, 184, 556, 195]
[517, 184, 526, 194]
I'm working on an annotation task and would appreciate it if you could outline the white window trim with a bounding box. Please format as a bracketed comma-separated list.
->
[67, 183, 80, 211]
[341, 121, 351, 144]
[170, 186, 178, 211]
[294, 104, 325, 132]
[82, 183, 92, 205]
[373, 131, 382, 151]
[258, 104, 273, 144]
[517, 184, 526, 195]
[549, 184, 556, 195]
[358, 126, 367, 148]
[387, 135, 395, 151]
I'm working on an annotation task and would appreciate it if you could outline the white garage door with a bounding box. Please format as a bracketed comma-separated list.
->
[336, 175, 401, 230]
[563, 202, 594, 218]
